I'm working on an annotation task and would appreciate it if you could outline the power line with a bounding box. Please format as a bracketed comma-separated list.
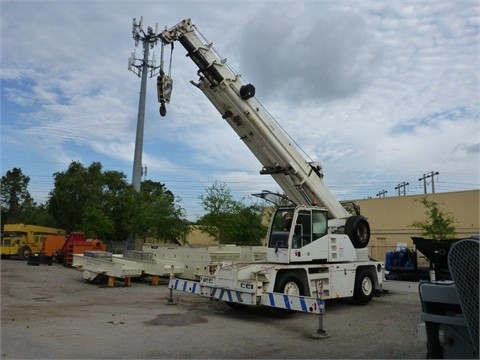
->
[394, 181, 409, 196]
[376, 190, 388, 198]
[419, 171, 439, 194]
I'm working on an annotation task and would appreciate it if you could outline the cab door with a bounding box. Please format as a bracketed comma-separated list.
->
[289, 209, 329, 262]
[266, 208, 294, 263]
[289, 209, 312, 262]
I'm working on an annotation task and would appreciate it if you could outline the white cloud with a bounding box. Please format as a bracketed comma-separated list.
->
[238, 2, 384, 102]
[1, 0, 479, 221]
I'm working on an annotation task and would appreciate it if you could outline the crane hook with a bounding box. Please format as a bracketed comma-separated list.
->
[157, 71, 173, 118]
[160, 104, 167, 117]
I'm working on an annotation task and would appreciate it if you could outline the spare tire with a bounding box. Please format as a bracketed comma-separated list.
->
[345, 215, 370, 248]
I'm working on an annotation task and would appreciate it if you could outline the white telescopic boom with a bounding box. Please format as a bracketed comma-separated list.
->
[160, 19, 349, 219]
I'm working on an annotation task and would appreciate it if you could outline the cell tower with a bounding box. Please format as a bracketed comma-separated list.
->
[128, 16, 160, 192]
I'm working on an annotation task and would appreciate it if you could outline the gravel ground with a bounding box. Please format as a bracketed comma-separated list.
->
[1, 260, 426, 359]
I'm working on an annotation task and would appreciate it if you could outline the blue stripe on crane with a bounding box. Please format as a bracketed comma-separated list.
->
[299, 297, 307, 312]
[171, 279, 199, 294]
[268, 293, 275, 307]
[220, 289, 233, 302]
[206, 287, 243, 303]
[262, 293, 323, 313]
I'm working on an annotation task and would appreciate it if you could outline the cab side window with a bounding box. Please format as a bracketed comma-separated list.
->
[312, 210, 328, 239]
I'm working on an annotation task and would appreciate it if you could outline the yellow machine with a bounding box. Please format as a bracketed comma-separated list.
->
[1, 224, 66, 260]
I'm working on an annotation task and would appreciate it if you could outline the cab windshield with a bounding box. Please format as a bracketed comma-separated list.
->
[268, 209, 295, 249]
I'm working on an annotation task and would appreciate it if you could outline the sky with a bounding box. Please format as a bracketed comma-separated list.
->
[1, 0, 479, 221]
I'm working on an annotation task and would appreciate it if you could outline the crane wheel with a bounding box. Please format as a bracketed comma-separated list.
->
[345, 215, 370, 248]
[353, 269, 375, 304]
[274, 273, 305, 296]
[18, 246, 32, 261]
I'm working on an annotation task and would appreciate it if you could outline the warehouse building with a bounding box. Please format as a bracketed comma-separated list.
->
[354, 189, 479, 262]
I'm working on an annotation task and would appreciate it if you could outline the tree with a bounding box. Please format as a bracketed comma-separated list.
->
[197, 182, 267, 245]
[411, 197, 457, 240]
[48, 161, 136, 240]
[81, 205, 115, 240]
[21, 203, 56, 227]
[47, 161, 189, 244]
[131, 180, 190, 244]
[1, 168, 36, 225]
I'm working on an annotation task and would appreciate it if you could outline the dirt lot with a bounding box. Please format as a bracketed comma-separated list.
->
[1, 260, 426, 359]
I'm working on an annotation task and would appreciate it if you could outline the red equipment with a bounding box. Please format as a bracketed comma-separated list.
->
[57, 232, 106, 266]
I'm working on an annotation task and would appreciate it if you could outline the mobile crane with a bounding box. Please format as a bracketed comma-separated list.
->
[1, 224, 66, 260]
[157, 18, 383, 312]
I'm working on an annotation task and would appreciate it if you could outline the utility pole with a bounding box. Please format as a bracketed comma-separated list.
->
[395, 181, 409, 196]
[376, 190, 388, 198]
[418, 171, 439, 194]
[128, 16, 159, 192]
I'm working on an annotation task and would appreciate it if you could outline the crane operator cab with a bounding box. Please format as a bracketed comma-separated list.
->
[267, 206, 360, 264]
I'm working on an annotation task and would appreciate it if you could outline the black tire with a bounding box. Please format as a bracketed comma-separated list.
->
[55, 252, 64, 265]
[274, 273, 305, 296]
[18, 246, 31, 261]
[240, 84, 255, 100]
[345, 215, 370, 248]
[353, 269, 375, 304]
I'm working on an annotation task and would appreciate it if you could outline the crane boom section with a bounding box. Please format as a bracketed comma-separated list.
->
[3, 224, 66, 235]
[160, 19, 349, 219]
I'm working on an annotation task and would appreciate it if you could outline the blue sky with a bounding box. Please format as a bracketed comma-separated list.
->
[1, 0, 479, 221]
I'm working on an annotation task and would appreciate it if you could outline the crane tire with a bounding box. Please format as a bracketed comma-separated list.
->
[18, 246, 32, 261]
[353, 269, 375, 304]
[345, 215, 370, 248]
[274, 273, 305, 296]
